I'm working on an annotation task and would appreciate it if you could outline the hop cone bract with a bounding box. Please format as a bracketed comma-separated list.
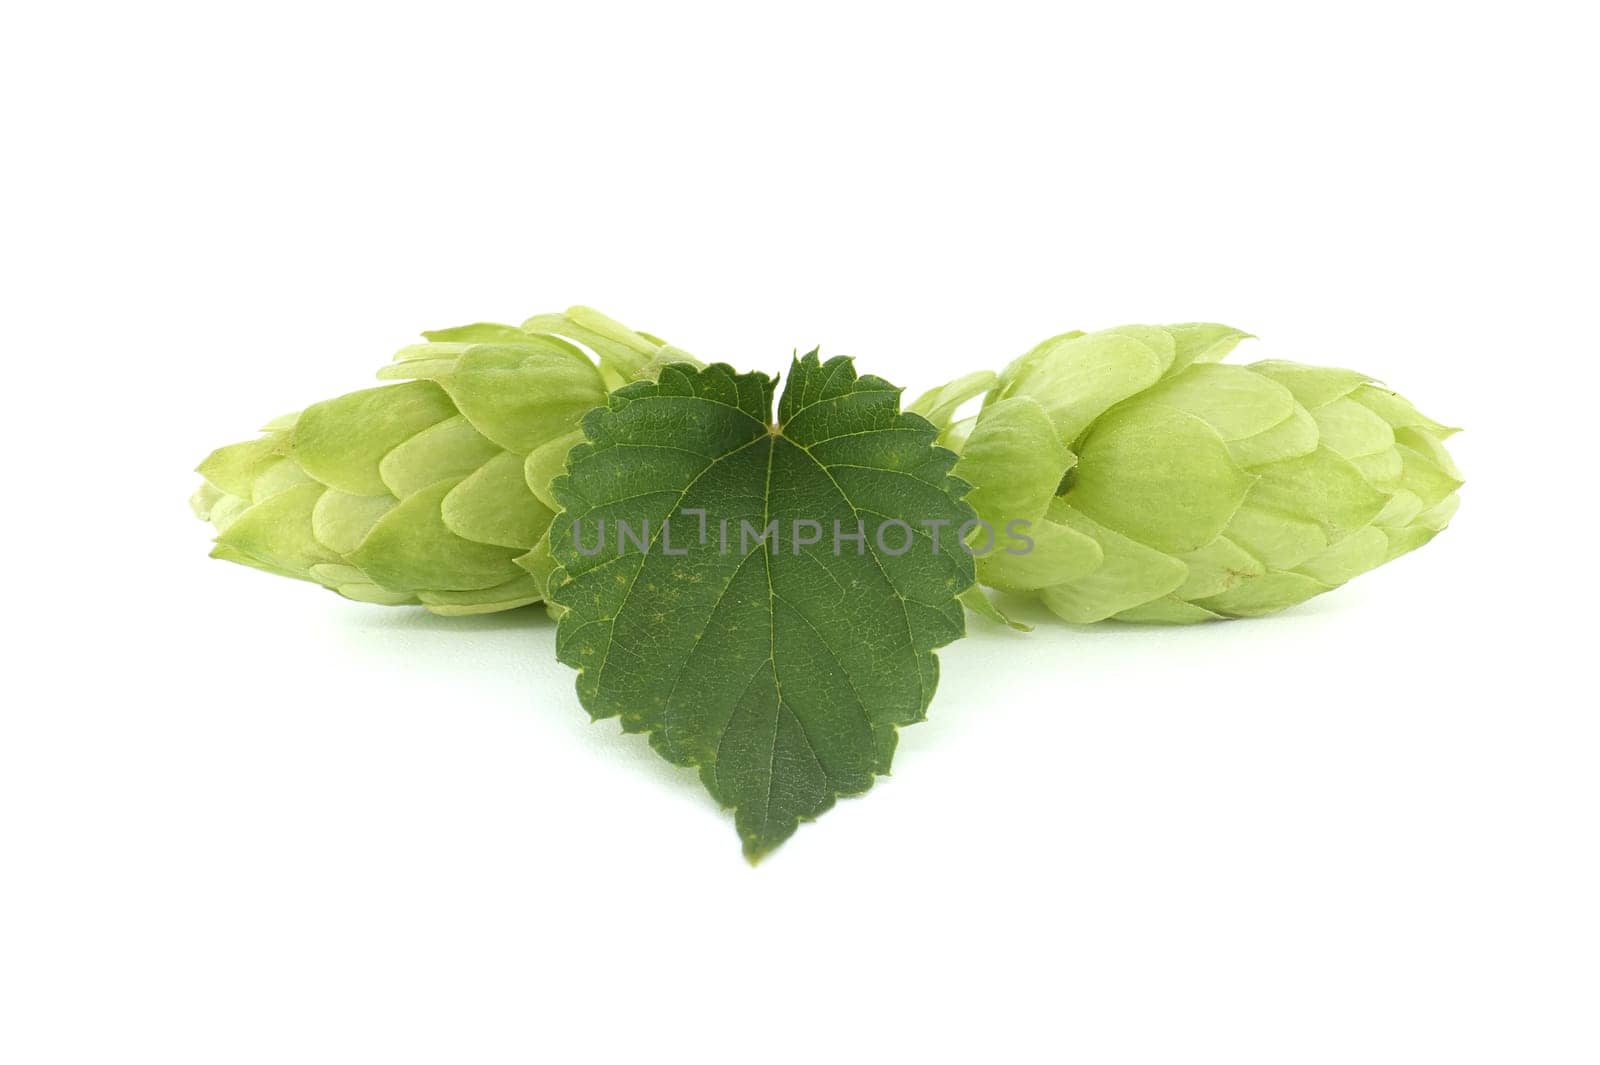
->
[191, 307, 694, 614]
[916, 324, 1461, 622]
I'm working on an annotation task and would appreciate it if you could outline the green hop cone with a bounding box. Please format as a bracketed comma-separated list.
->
[191, 307, 697, 614]
[916, 324, 1462, 623]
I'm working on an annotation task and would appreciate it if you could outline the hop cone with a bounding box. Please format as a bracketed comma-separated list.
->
[191, 307, 694, 614]
[915, 324, 1461, 623]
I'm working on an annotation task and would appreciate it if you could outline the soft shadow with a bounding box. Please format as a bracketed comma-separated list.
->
[922, 584, 1362, 748]
[333, 601, 725, 815]
[979, 585, 1356, 635]
[583, 718, 730, 815]
[345, 602, 557, 635]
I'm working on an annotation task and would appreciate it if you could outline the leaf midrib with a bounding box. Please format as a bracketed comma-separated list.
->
[576, 385, 937, 836]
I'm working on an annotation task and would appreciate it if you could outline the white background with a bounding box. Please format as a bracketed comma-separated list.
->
[3, 2, 1595, 1062]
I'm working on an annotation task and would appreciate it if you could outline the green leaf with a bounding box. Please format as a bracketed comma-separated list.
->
[250, 457, 314, 501]
[1294, 526, 1391, 585]
[1067, 401, 1254, 555]
[1114, 597, 1223, 624]
[420, 322, 534, 344]
[436, 341, 608, 453]
[292, 381, 456, 497]
[958, 586, 1032, 630]
[1036, 503, 1188, 623]
[1352, 384, 1460, 436]
[377, 415, 503, 498]
[310, 490, 396, 555]
[908, 370, 998, 429]
[1225, 403, 1320, 468]
[546, 355, 975, 861]
[347, 478, 524, 593]
[1141, 364, 1295, 443]
[1247, 446, 1388, 540]
[1193, 570, 1332, 617]
[954, 397, 1072, 529]
[521, 305, 663, 382]
[1224, 503, 1328, 570]
[1163, 323, 1254, 375]
[977, 517, 1104, 593]
[1311, 397, 1396, 463]
[196, 435, 286, 497]
[951, 397, 1102, 593]
[524, 429, 585, 511]
[994, 327, 1173, 443]
[1247, 360, 1371, 410]
[1176, 535, 1266, 600]
[442, 452, 555, 550]
[214, 482, 336, 576]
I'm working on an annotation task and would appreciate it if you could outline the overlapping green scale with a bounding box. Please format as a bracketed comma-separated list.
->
[191, 307, 697, 614]
[920, 324, 1461, 623]
[197, 310, 1457, 624]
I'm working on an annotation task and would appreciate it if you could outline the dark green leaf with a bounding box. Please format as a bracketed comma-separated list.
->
[547, 355, 975, 860]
